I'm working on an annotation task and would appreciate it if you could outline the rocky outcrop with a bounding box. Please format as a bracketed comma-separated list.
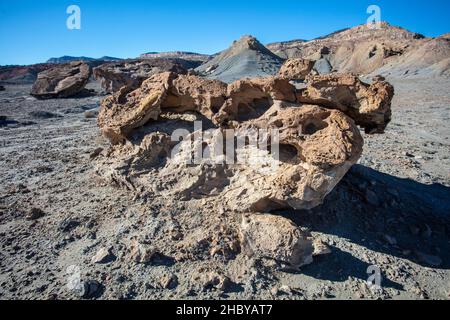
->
[278, 58, 314, 80]
[30, 61, 91, 99]
[298, 74, 394, 133]
[239, 214, 313, 268]
[97, 72, 228, 144]
[96, 71, 377, 213]
[93, 59, 189, 93]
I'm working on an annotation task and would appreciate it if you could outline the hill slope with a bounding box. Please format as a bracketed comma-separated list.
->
[196, 35, 284, 83]
[267, 22, 450, 78]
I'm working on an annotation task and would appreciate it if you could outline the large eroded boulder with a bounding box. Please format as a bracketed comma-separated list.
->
[95, 72, 392, 212]
[93, 59, 189, 93]
[31, 61, 91, 99]
[278, 58, 315, 80]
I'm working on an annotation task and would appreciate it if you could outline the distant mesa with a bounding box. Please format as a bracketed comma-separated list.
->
[140, 51, 211, 63]
[46, 56, 122, 64]
[0, 64, 54, 84]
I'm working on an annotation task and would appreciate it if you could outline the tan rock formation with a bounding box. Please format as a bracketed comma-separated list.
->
[97, 72, 175, 144]
[96, 71, 394, 212]
[278, 58, 315, 80]
[30, 61, 91, 99]
[213, 77, 296, 125]
[93, 59, 188, 93]
[298, 73, 394, 133]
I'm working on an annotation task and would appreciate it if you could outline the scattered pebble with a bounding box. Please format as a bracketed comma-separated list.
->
[26, 208, 45, 220]
[91, 247, 115, 264]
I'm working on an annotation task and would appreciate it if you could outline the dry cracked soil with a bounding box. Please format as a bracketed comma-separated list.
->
[1, 78, 450, 300]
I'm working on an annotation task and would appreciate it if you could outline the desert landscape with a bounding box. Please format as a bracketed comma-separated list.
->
[1, 21, 450, 300]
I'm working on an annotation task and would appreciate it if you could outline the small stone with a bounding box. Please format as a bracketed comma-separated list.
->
[91, 247, 114, 264]
[78, 280, 101, 298]
[313, 239, 332, 256]
[278, 285, 293, 295]
[193, 271, 231, 292]
[26, 208, 45, 220]
[129, 240, 157, 264]
[29, 111, 61, 119]
[159, 273, 178, 289]
[58, 218, 80, 232]
[270, 286, 279, 296]
[239, 214, 313, 268]
[83, 280, 101, 298]
[89, 147, 103, 160]
[84, 109, 99, 119]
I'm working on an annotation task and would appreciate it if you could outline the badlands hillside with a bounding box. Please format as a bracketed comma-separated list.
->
[267, 22, 450, 78]
[195, 35, 284, 82]
[0, 22, 450, 300]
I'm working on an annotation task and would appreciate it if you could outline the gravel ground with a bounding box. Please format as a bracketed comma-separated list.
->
[0, 78, 449, 300]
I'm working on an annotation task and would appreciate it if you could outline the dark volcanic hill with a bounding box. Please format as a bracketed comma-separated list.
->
[195, 35, 285, 83]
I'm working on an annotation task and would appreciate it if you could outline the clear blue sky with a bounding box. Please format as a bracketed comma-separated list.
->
[1, 0, 449, 65]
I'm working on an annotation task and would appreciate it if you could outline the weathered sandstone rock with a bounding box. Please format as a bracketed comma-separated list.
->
[31, 61, 91, 99]
[129, 240, 157, 264]
[213, 77, 296, 125]
[97, 100, 363, 212]
[97, 72, 175, 144]
[298, 73, 394, 133]
[95, 71, 394, 212]
[98, 72, 227, 144]
[239, 213, 313, 268]
[278, 58, 315, 80]
[93, 59, 188, 93]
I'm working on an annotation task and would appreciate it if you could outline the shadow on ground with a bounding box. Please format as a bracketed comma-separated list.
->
[277, 165, 450, 278]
